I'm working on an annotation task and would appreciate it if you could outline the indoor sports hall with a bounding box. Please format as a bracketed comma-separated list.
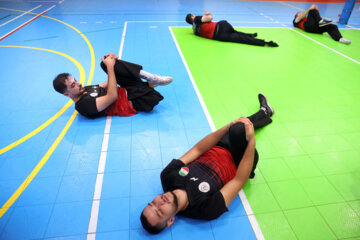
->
[0, 0, 359, 239]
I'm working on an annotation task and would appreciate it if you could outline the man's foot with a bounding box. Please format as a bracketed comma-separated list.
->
[339, 37, 351, 45]
[265, 41, 279, 47]
[258, 93, 274, 117]
[251, 33, 258, 38]
[319, 19, 333, 27]
[149, 75, 173, 88]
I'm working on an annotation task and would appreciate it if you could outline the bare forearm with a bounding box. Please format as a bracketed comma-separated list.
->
[219, 138, 255, 207]
[201, 11, 213, 22]
[106, 67, 117, 99]
[234, 139, 255, 183]
[180, 123, 229, 164]
[192, 124, 228, 154]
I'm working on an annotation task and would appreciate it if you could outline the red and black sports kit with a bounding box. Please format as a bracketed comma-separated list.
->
[160, 110, 272, 220]
[75, 60, 163, 119]
[192, 15, 266, 46]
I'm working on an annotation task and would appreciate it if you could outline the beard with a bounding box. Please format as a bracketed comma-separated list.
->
[170, 191, 179, 209]
[76, 86, 86, 97]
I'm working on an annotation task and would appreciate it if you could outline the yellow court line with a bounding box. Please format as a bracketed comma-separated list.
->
[0, 7, 95, 86]
[0, 7, 95, 154]
[0, 110, 78, 218]
[0, 7, 96, 218]
[0, 45, 85, 155]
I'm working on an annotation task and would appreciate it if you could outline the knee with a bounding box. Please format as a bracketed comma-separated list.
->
[229, 122, 246, 138]
[329, 24, 338, 30]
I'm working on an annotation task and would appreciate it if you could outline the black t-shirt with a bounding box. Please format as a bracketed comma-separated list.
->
[293, 18, 299, 27]
[192, 16, 203, 36]
[75, 85, 107, 119]
[160, 159, 228, 220]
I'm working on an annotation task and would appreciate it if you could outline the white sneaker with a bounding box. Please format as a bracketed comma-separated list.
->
[149, 75, 173, 87]
[319, 19, 333, 27]
[339, 38, 351, 45]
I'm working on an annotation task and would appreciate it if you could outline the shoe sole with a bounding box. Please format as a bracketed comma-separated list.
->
[159, 78, 173, 86]
[259, 93, 274, 116]
[150, 77, 173, 88]
[319, 22, 333, 27]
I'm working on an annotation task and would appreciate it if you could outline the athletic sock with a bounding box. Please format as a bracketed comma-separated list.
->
[139, 70, 154, 81]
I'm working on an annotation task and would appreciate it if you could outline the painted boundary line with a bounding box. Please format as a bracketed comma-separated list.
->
[0, 46, 85, 217]
[0, 110, 78, 218]
[169, 26, 264, 240]
[290, 28, 359, 64]
[0, 4, 42, 27]
[258, 7, 359, 65]
[278, 1, 360, 30]
[0, 7, 95, 154]
[169, 27, 216, 131]
[86, 20, 128, 240]
[0, 5, 56, 41]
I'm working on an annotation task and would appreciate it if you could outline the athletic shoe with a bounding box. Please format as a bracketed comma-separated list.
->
[265, 41, 279, 47]
[258, 93, 274, 117]
[319, 19, 333, 27]
[149, 75, 173, 87]
[339, 37, 351, 45]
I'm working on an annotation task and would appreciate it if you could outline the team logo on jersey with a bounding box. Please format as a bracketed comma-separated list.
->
[179, 167, 189, 176]
[198, 182, 210, 193]
[90, 92, 98, 97]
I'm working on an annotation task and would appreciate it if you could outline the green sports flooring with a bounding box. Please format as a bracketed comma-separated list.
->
[172, 27, 360, 240]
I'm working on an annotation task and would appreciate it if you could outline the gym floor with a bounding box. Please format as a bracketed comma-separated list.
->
[0, 0, 359, 239]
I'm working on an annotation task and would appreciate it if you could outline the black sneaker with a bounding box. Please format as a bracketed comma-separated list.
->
[319, 19, 333, 27]
[258, 93, 274, 117]
[265, 41, 279, 47]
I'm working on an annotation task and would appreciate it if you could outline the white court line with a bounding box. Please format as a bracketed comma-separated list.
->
[0, 4, 56, 41]
[239, 190, 265, 240]
[0, 4, 42, 27]
[259, 5, 359, 64]
[290, 28, 359, 64]
[169, 26, 216, 131]
[86, 21, 128, 240]
[169, 26, 264, 240]
[344, 24, 360, 30]
[278, 2, 337, 21]
[278, 1, 304, 11]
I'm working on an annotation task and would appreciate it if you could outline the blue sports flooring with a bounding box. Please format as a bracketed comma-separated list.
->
[0, 0, 359, 239]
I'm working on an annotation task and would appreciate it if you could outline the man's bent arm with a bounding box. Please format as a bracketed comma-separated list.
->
[96, 54, 118, 112]
[201, 9, 213, 23]
[179, 118, 247, 165]
[220, 119, 255, 207]
[179, 124, 229, 165]
[295, 4, 317, 23]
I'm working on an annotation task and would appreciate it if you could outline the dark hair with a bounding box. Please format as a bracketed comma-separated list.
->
[53, 73, 70, 94]
[140, 211, 166, 234]
[185, 13, 193, 24]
